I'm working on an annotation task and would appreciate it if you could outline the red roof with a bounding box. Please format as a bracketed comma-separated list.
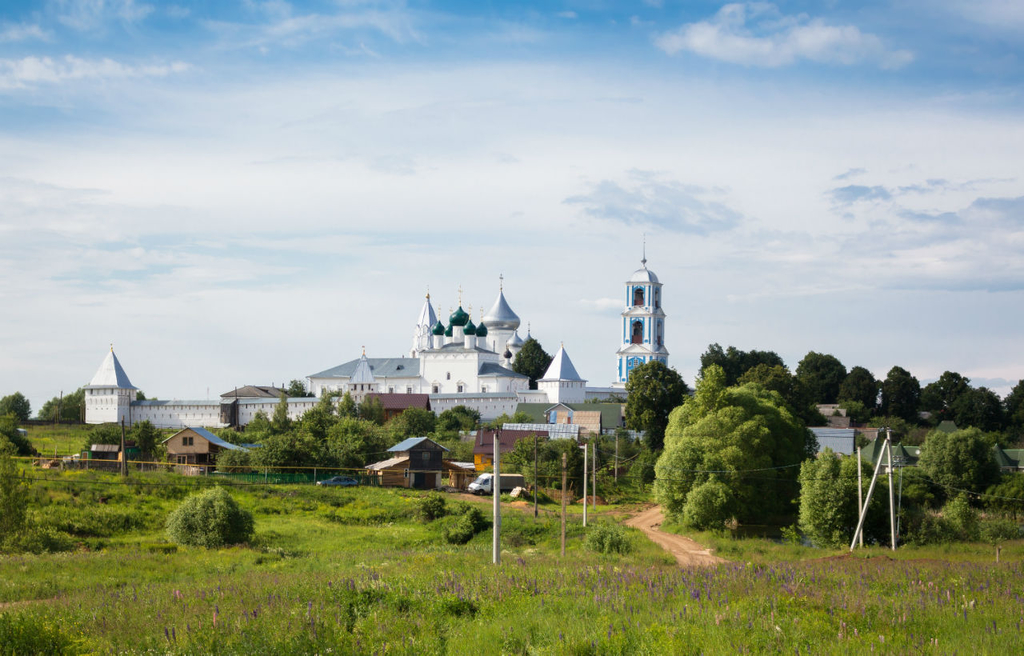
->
[473, 428, 549, 456]
[367, 393, 431, 411]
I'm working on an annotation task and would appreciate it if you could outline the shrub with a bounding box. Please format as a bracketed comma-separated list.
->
[0, 613, 75, 654]
[585, 522, 634, 555]
[442, 514, 478, 545]
[682, 480, 731, 531]
[943, 495, 980, 541]
[416, 493, 447, 522]
[903, 511, 956, 546]
[165, 487, 254, 548]
[981, 518, 1020, 544]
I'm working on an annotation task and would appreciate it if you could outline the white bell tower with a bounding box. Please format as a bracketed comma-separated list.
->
[85, 346, 137, 425]
[616, 247, 668, 385]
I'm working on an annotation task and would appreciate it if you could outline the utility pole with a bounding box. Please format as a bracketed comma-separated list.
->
[614, 431, 619, 483]
[857, 445, 864, 547]
[493, 430, 501, 565]
[850, 429, 890, 551]
[560, 452, 567, 557]
[533, 433, 538, 519]
[582, 442, 588, 528]
[56, 390, 62, 426]
[592, 435, 597, 515]
[119, 418, 127, 477]
[887, 428, 896, 551]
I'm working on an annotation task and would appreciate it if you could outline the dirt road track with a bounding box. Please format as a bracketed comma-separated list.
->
[625, 506, 725, 568]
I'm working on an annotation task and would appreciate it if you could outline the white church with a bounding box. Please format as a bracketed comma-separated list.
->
[85, 257, 668, 428]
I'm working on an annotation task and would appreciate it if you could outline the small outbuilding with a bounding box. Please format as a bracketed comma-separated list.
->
[365, 436, 450, 490]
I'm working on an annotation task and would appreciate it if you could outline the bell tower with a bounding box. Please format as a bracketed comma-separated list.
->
[616, 247, 668, 385]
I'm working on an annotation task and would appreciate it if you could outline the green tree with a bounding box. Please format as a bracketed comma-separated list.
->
[0, 416, 33, 456]
[83, 423, 122, 451]
[128, 420, 160, 458]
[483, 411, 532, 430]
[337, 392, 357, 419]
[738, 364, 823, 426]
[0, 436, 28, 543]
[985, 473, 1024, 520]
[165, 487, 254, 548]
[920, 371, 971, 422]
[625, 360, 690, 451]
[795, 352, 847, 404]
[681, 480, 732, 531]
[356, 396, 386, 425]
[285, 379, 313, 398]
[272, 393, 292, 433]
[880, 366, 920, 423]
[0, 393, 31, 422]
[298, 394, 339, 440]
[512, 337, 553, 390]
[326, 417, 390, 469]
[918, 427, 1000, 499]
[249, 430, 327, 469]
[654, 365, 814, 524]
[246, 410, 272, 436]
[699, 343, 784, 386]
[798, 449, 861, 548]
[387, 407, 437, 439]
[1005, 380, 1024, 436]
[37, 388, 86, 422]
[436, 405, 480, 432]
[838, 366, 880, 411]
[950, 387, 1004, 432]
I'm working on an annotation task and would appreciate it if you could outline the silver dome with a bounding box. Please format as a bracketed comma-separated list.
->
[506, 330, 525, 348]
[628, 265, 659, 284]
[482, 289, 521, 331]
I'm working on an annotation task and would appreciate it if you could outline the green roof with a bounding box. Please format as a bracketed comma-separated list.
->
[514, 402, 625, 431]
[449, 306, 469, 327]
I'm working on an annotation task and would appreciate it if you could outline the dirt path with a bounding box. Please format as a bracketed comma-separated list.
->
[625, 505, 725, 568]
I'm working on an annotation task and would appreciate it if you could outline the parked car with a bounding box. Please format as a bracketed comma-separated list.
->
[316, 476, 359, 487]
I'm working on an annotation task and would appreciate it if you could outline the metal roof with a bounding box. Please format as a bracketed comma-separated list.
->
[162, 427, 248, 451]
[482, 287, 521, 331]
[810, 428, 857, 456]
[478, 362, 529, 378]
[389, 436, 448, 452]
[366, 456, 408, 471]
[504, 422, 580, 438]
[308, 357, 420, 379]
[539, 345, 584, 382]
[628, 263, 659, 284]
[86, 348, 137, 389]
[417, 295, 438, 329]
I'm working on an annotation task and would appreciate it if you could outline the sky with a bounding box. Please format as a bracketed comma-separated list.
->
[1, 0, 1023, 414]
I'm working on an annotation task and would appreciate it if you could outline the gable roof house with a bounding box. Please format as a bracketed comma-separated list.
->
[163, 427, 250, 475]
[365, 393, 431, 422]
[366, 437, 457, 489]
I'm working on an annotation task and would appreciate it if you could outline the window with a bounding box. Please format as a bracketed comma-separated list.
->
[457, 384, 464, 393]
[631, 320, 643, 345]
[432, 384, 439, 394]
[388, 387, 394, 393]
[421, 451, 430, 461]
[406, 387, 412, 394]
[633, 287, 644, 306]
[446, 372, 451, 380]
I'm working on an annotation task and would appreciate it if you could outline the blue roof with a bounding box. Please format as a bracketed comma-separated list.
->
[309, 357, 420, 379]
[163, 427, 248, 451]
[478, 361, 529, 378]
[388, 436, 448, 453]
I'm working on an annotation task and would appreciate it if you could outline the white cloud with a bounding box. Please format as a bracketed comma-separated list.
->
[49, 0, 154, 31]
[0, 56, 189, 90]
[0, 23, 51, 43]
[557, 11, 577, 20]
[941, 0, 1024, 30]
[655, 3, 913, 69]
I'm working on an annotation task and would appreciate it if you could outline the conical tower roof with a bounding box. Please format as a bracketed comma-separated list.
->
[540, 345, 583, 382]
[350, 351, 375, 384]
[417, 294, 438, 329]
[86, 347, 137, 389]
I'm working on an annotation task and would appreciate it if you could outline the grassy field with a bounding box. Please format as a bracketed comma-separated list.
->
[3, 434, 1024, 653]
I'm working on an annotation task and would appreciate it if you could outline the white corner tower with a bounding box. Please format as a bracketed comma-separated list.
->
[539, 344, 587, 404]
[85, 346, 137, 425]
[616, 247, 668, 385]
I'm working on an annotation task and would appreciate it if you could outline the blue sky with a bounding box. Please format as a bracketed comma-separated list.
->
[1, 1, 1023, 412]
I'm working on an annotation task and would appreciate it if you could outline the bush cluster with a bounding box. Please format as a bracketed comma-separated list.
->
[165, 487, 254, 548]
[585, 522, 634, 555]
[416, 493, 447, 522]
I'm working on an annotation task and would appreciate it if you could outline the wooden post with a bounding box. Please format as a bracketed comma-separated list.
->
[582, 442, 588, 528]
[533, 433, 538, 520]
[614, 431, 619, 483]
[120, 418, 127, 477]
[560, 452, 567, 557]
[857, 445, 864, 547]
[493, 430, 501, 565]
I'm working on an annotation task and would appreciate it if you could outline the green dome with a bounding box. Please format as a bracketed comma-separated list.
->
[431, 320, 445, 336]
[464, 320, 476, 336]
[449, 306, 469, 326]
[475, 322, 488, 337]
[444, 324, 453, 337]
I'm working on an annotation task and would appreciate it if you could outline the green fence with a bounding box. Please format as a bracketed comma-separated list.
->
[212, 470, 380, 486]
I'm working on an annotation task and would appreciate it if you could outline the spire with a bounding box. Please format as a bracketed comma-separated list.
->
[641, 233, 647, 268]
[87, 347, 137, 389]
[499, 273, 504, 292]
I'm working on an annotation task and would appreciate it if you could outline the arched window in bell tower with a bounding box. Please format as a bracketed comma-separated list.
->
[632, 287, 644, 307]
[631, 320, 643, 344]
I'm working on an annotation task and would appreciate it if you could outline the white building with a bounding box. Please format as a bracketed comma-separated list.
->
[615, 252, 669, 385]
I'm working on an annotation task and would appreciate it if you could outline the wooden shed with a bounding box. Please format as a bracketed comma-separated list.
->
[365, 436, 448, 489]
[163, 426, 250, 475]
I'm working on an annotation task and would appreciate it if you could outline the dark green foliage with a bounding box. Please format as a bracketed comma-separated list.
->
[36, 387, 86, 422]
[1005, 379, 1024, 437]
[0, 415, 33, 455]
[918, 427, 1000, 499]
[84, 422, 122, 451]
[980, 518, 1020, 544]
[439, 502, 487, 545]
[585, 522, 634, 555]
[216, 448, 252, 472]
[129, 420, 159, 457]
[504, 434, 585, 492]
[165, 487, 254, 548]
[942, 495, 980, 541]
[512, 337, 553, 390]
[436, 405, 480, 432]
[326, 418, 389, 469]
[699, 343, 785, 387]
[272, 393, 292, 432]
[0, 392, 31, 421]
[0, 437, 28, 543]
[798, 450, 863, 548]
[625, 360, 689, 451]
[416, 492, 447, 521]
[880, 366, 920, 423]
[483, 411, 533, 430]
[286, 379, 313, 397]
[246, 410, 272, 435]
[950, 387, 1004, 432]
[795, 351, 847, 405]
[738, 364, 823, 426]
[985, 473, 1024, 519]
[920, 371, 971, 421]
[838, 366, 880, 411]
[337, 392, 357, 418]
[356, 396, 386, 425]
[298, 395, 339, 440]
[388, 407, 436, 438]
